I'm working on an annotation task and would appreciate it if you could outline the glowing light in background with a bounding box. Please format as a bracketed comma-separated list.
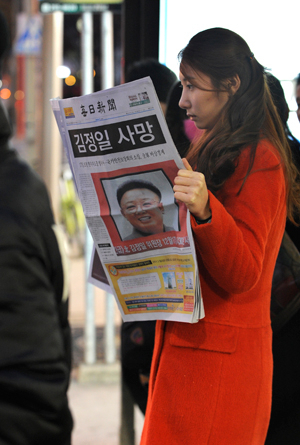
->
[0, 88, 11, 100]
[14, 90, 25, 100]
[14, 100, 23, 111]
[65, 75, 76, 86]
[56, 65, 71, 79]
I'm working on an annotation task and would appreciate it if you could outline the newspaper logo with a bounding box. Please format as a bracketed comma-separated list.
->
[128, 91, 150, 107]
[64, 107, 75, 119]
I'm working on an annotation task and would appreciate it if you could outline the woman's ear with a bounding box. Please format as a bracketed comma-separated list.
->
[228, 75, 241, 95]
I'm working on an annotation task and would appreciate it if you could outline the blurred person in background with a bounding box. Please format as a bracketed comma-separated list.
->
[296, 74, 300, 123]
[266, 73, 300, 168]
[121, 58, 177, 414]
[165, 80, 203, 158]
[125, 58, 177, 115]
[265, 73, 300, 445]
[0, 10, 73, 445]
[266, 73, 300, 251]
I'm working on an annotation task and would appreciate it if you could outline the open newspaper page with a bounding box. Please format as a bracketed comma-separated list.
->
[51, 77, 204, 323]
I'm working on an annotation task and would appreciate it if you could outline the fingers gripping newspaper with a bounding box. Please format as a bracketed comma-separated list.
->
[51, 77, 204, 323]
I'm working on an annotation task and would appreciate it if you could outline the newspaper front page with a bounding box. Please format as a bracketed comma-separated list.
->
[51, 77, 204, 323]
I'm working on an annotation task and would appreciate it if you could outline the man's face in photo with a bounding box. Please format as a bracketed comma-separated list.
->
[120, 188, 164, 236]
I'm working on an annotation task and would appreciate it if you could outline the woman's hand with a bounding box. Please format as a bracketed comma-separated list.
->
[173, 158, 211, 220]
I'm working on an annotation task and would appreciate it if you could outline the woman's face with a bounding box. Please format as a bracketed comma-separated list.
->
[179, 67, 230, 130]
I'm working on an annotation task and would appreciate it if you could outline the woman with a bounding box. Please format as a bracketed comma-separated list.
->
[140, 28, 300, 445]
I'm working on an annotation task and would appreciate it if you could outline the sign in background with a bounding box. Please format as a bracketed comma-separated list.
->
[14, 13, 43, 55]
[39, 0, 122, 13]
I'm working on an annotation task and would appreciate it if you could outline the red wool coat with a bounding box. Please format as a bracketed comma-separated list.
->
[140, 141, 287, 445]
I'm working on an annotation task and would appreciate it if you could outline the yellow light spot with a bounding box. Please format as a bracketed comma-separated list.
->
[14, 90, 25, 100]
[0, 88, 11, 100]
[65, 75, 76, 87]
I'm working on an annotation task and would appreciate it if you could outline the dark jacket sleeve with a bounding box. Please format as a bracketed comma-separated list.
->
[39, 217, 72, 373]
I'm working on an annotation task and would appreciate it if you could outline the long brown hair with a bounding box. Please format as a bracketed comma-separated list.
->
[179, 28, 300, 223]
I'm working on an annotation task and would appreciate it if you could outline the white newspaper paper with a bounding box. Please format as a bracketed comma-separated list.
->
[51, 77, 204, 323]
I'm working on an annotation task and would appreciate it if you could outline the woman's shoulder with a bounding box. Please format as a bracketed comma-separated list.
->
[219, 139, 285, 198]
[239, 139, 282, 172]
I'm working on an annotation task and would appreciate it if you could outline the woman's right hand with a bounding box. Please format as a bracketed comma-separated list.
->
[173, 158, 211, 220]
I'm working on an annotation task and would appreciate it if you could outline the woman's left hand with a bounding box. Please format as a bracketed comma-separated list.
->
[173, 158, 211, 220]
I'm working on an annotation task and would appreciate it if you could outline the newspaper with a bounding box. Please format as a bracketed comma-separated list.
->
[51, 77, 204, 323]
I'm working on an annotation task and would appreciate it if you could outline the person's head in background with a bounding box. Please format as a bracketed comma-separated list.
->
[125, 58, 177, 115]
[296, 74, 300, 123]
[266, 73, 300, 170]
[165, 80, 203, 158]
[0, 10, 9, 79]
[266, 73, 289, 125]
[0, 10, 12, 139]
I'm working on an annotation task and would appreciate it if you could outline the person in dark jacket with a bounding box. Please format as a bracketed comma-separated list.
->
[265, 73, 300, 445]
[266, 73, 300, 251]
[0, 10, 73, 444]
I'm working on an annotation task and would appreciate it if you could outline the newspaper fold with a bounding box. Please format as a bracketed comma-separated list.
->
[51, 77, 204, 323]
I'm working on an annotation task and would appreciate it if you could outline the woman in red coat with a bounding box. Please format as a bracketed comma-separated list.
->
[140, 28, 300, 444]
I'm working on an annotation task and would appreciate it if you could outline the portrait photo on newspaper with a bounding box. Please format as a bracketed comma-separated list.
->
[91, 160, 190, 255]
